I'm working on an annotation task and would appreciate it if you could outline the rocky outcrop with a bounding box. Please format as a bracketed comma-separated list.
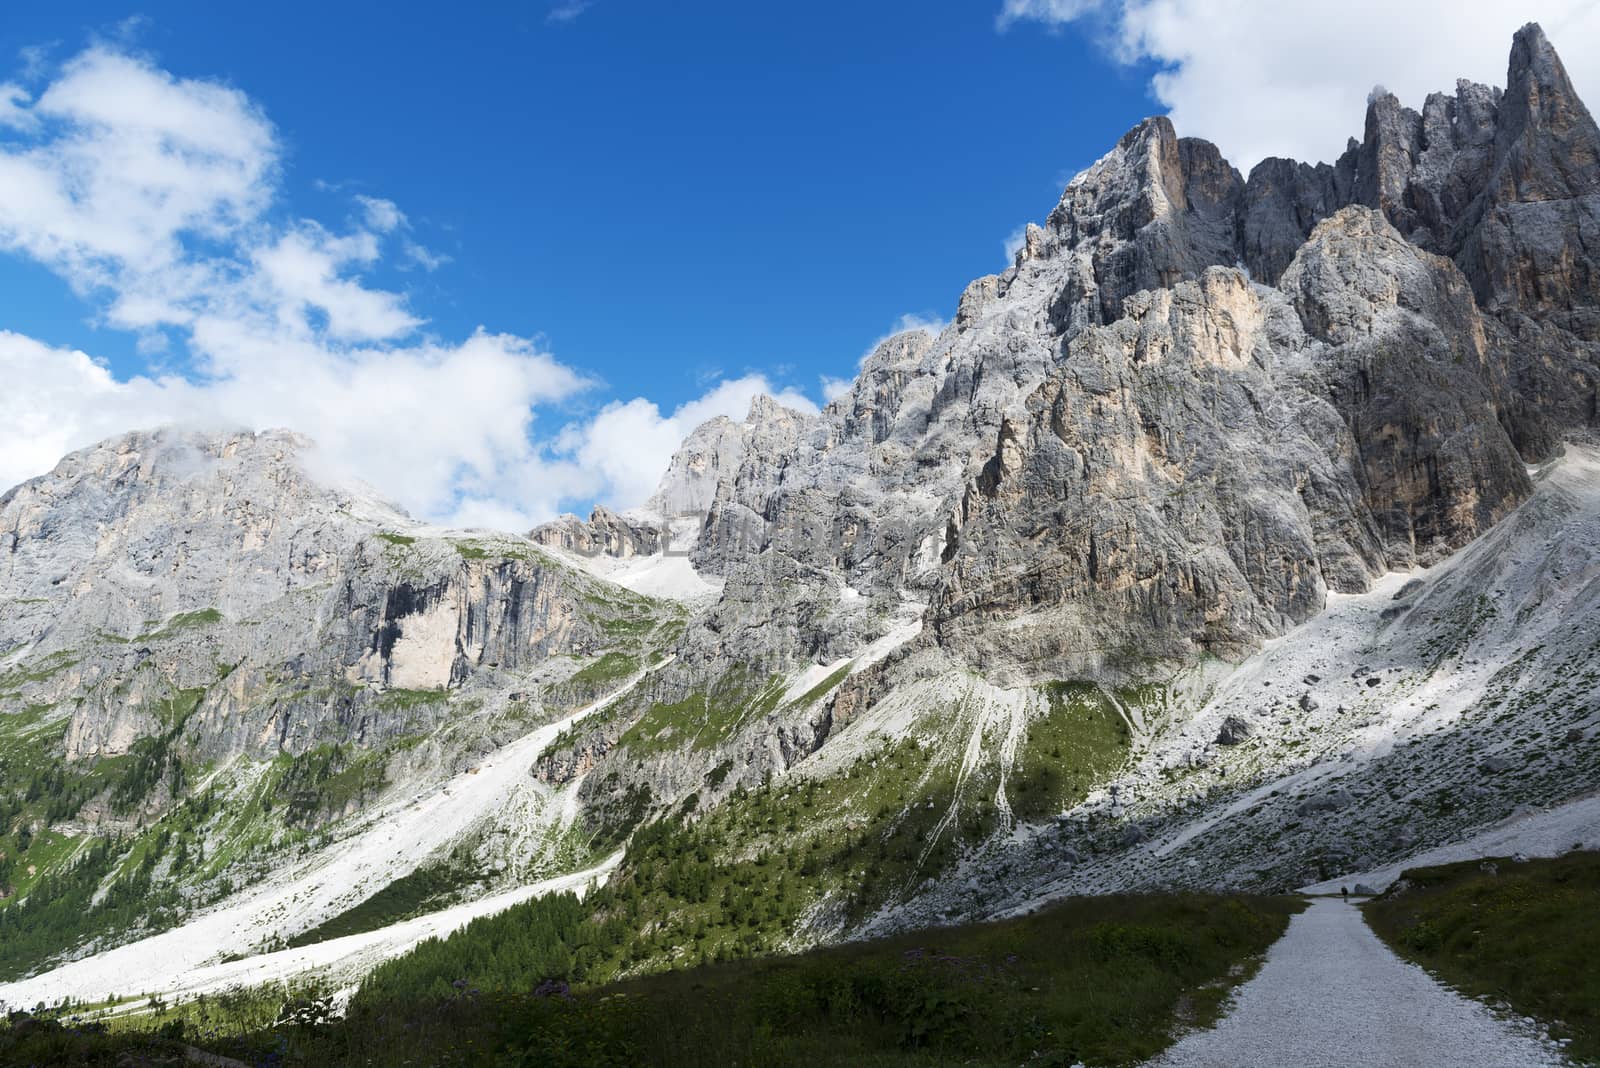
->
[1278, 208, 1531, 558]
[645, 416, 748, 518]
[932, 204, 1529, 674]
[638, 23, 1594, 692]
[0, 429, 652, 768]
[1239, 24, 1600, 427]
[1042, 118, 1244, 330]
[1453, 25, 1600, 324]
[695, 396, 825, 572]
[529, 505, 662, 559]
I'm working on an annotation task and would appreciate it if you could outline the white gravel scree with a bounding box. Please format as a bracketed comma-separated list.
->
[1144, 899, 1568, 1068]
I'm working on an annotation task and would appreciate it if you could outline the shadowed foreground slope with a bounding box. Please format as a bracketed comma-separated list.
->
[0, 892, 1300, 1067]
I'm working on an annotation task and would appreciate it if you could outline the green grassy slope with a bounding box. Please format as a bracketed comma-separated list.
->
[1363, 850, 1600, 1065]
[2, 891, 1304, 1067]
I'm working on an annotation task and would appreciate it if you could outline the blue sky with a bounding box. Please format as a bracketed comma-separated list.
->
[1, 1, 1593, 526]
[0, 3, 1152, 395]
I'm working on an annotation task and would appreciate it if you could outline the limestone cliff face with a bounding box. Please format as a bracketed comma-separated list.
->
[631, 23, 1593, 694]
[0, 429, 645, 770]
[936, 210, 1530, 676]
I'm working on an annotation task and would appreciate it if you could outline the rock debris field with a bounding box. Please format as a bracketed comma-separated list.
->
[1145, 899, 1569, 1068]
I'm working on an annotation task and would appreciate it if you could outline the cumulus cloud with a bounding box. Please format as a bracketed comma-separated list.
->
[0, 42, 849, 528]
[998, 0, 1600, 170]
[0, 331, 198, 492]
[355, 195, 405, 233]
[0, 45, 593, 527]
[0, 47, 276, 312]
[251, 225, 420, 341]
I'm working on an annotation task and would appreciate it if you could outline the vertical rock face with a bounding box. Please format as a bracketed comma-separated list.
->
[1044, 118, 1245, 330]
[697, 396, 825, 570]
[1241, 157, 1349, 285]
[1355, 91, 1425, 229]
[0, 429, 648, 765]
[1278, 209, 1531, 562]
[636, 22, 1595, 686]
[932, 206, 1528, 674]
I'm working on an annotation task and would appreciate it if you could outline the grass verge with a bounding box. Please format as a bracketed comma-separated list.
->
[1363, 850, 1599, 1064]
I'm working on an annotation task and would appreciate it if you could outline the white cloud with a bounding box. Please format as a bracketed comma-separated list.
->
[0, 332, 203, 493]
[0, 45, 599, 527]
[562, 375, 819, 512]
[0, 42, 848, 529]
[351, 194, 449, 271]
[0, 48, 275, 304]
[998, 0, 1600, 170]
[1003, 225, 1028, 263]
[996, 0, 1104, 30]
[547, 1, 594, 24]
[820, 375, 854, 402]
[0, 323, 600, 529]
[355, 195, 405, 233]
[252, 225, 421, 341]
[402, 239, 450, 271]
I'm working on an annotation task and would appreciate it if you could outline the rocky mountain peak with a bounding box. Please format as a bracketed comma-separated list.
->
[1492, 21, 1600, 203]
[1355, 89, 1423, 221]
[0, 428, 368, 633]
[1503, 22, 1589, 142]
[1043, 115, 1243, 325]
[644, 415, 746, 518]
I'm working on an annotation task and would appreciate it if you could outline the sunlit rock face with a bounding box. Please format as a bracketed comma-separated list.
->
[618, 25, 1594, 690]
[0, 428, 639, 768]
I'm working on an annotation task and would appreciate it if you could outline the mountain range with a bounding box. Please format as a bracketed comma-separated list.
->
[0, 21, 1596, 1011]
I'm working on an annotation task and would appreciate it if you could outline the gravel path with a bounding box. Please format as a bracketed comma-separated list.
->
[1145, 899, 1569, 1068]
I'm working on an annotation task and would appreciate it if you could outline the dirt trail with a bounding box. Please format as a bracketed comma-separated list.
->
[1146, 898, 1568, 1068]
